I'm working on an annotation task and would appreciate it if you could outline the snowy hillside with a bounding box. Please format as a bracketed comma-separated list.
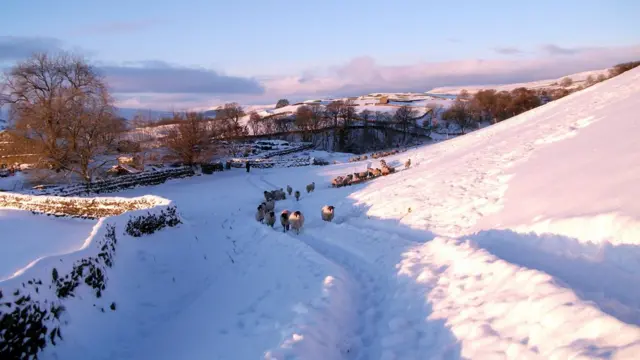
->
[428, 68, 609, 95]
[2, 68, 640, 359]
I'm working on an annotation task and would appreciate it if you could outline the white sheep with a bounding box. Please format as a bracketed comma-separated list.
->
[321, 205, 335, 222]
[280, 210, 290, 232]
[286, 185, 293, 196]
[294, 190, 300, 201]
[264, 210, 276, 227]
[289, 211, 305, 234]
[255, 204, 265, 223]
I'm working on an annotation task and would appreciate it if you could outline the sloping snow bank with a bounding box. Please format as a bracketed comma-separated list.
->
[0, 209, 97, 280]
[0, 201, 180, 359]
[338, 68, 640, 357]
[397, 237, 640, 359]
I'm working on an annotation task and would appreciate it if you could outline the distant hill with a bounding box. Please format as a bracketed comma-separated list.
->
[427, 69, 610, 96]
[115, 108, 174, 121]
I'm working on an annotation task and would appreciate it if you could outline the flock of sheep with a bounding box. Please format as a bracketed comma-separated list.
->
[254, 155, 412, 234]
[332, 158, 411, 188]
[347, 149, 404, 163]
[255, 181, 336, 235]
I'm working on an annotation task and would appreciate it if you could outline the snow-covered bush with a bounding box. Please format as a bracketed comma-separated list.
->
[125, 206, 181, 237]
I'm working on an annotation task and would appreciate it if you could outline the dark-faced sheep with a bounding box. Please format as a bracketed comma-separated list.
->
[289, 211, 305, 234]
[280, 210, 290, 232]
[256, 204, 265, 223]
[295, 190, 300, 201]
[306, 182, 315, 193]
[286, 185, 293, 196]
[263, 191, 273, 202]
[321, 205, 335, 222]
[265, 211, 276, 227]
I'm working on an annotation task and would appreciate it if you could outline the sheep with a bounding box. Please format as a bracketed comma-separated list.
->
[381, 166, 392, 176]
[380, 159, 387, 167]
[405, 158, 411, 169]
[274, 189, 286, 200]
[306, 182, 315, 193]
[321, 205, 335, 222]
[345, 174, 353, 185]
[373, 168, 382, 177]
[358, 171, 368, 179]
[263, 191, 273, 202]
[264, 199, 275, 212]
[289, 211, 305, 234]
[264, 210, 276, 227]
[286, 185, 293, 196]
[332, 176, 344, 188]
[280, 210, 290, 232]
[255, 204, 265, 223]
[295, 190, 300, 201]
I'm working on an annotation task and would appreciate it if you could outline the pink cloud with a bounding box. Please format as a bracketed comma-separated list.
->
[113, 44, 640, 110]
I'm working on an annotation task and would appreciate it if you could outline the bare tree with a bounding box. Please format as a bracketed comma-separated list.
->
[393, 105, 418, 142]
[325, 100, 344, 128]
[248, 111, 262, 135]
[216, 102, 246, 137]
[560, 77, 573, 87]
[275, 99, 290, 109]
[1, 52, 118, 183]
[295, 106, 314, 141]
[442, 98, 476, 134]
[163, 112, 210, 166]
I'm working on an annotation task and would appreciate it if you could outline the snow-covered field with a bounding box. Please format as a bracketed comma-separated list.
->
[0, 210, 97, 281]
[1, 67, 639, 359]
[428, 68, 610, 95]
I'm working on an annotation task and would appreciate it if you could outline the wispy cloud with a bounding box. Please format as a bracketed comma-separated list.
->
[0, 36, 63, 61]
[446, 37, 463, 43]
[75, 19, 161, 35]
[540, 44, 589, 56]
[101, 61, 264, 95]
[493, 47, 523, 55]
[253, 44, 640, 102]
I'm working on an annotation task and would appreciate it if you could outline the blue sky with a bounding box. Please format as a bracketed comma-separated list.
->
[2, 0, 640, 110]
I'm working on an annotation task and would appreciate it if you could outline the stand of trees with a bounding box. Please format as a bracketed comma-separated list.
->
[0, 52, 127, 183]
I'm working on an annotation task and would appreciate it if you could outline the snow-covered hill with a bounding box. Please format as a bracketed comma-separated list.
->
[428, 68, 610, 95]
[2, 68, 640, 359]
